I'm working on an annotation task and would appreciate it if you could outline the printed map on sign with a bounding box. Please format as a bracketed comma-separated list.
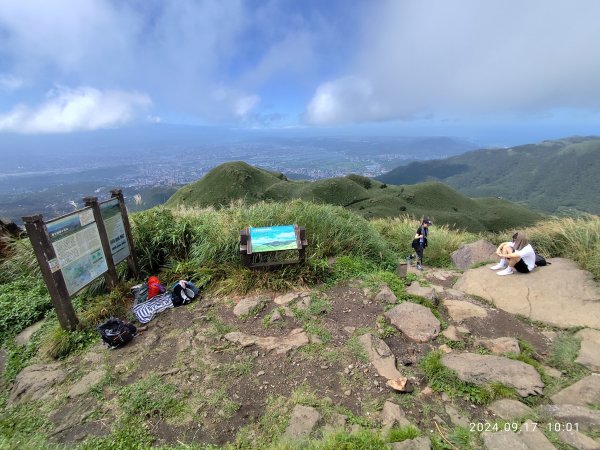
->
[100, 199, 130, 264]
[46, 209, 108, 295]
[249, 225, 298, 253]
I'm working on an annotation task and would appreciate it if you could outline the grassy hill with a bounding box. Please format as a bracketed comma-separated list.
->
[377, 136, 600, 215]
[166, 162, 542, 232]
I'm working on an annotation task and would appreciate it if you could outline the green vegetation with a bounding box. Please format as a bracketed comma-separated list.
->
[118, 374, 184, 418]
[165, 161, 542, 232]
[377, 136, 600, 215]
[386, 425, 421, 442]
[420, 350, 517, 405]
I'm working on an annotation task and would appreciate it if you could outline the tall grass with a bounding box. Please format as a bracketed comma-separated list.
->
[522, 216, 600, 278]
[371, 216, 479, 267]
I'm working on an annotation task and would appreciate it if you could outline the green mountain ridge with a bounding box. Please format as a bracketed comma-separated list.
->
[376, 136, 600, 215]
[166, 161, 542, 232]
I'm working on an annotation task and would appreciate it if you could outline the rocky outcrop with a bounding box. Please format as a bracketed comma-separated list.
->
[274, 291, 310, 306]
[9, 363, 66, 405]
[441, 353, 544, 397]
[551, 375, 600, 407]
[444, 300, 488, 322]
[284, 405, 321, 439]
[575, 329, 600, 372]
[454, 258, 600, 329]
[233, 296, 263, 317]
[539, 404, 600, 432]
[358, 333, 402, 380]
[224, 328, 308, 354]
[451, 239, 497, 270]
[385, 302, 440, 343]
[488, 399, 532, 420]
[477, 337, 520, 355]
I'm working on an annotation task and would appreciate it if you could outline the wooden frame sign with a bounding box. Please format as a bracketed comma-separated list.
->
[240, 224, 308, 268]
[22, 189, 138, 331]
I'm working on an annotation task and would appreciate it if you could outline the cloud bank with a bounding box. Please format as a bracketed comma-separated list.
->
[306, 0, 600, 125]
[0, 87, 151, 133]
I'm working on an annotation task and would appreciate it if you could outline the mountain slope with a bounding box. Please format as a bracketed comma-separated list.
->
[377, 136, 600, 215]
[166, 162, 542, 232]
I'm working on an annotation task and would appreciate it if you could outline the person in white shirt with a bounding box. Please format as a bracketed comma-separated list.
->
[489, 231, 536, 276]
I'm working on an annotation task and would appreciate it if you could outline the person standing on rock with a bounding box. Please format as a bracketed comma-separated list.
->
[411, 217, 432, 270]
[491, 231, 536, 276]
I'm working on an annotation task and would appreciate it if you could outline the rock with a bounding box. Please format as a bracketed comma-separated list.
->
[8, 363, 66, 405]
[233, 296, 262, 317]
[344, 389, 351, 396]
[67, 370, 105, 398]
[441, 353, 544, 397]
[438, 344, 452, 354]
[420, 387, 433, 397]
[456, 326, 470, 334]
[358, 333, 402, 380]
[380, 401, 411, 428]
[442, 325, 461, 342]
[49, 399, 97, 435]
[481, 431, 529, 450]
[539, 404, 600, 431]
[445, 404, 469, 427]
[488, 399, 532, 420]
[274, 291, 309, 306]
[576, 329, 600, 372]
[454, 258, 600, 329]
[309, 334, 322, 344]
[517, 420, 555, 449]
[387, 377, 414, 393]
[390, 436, 432, 449]
[284, 405, 321, 439]
[224, 328, 309, 355]
[451, 239, 497, 270]
[14, 321, 44, 346]
[296, 296, 312, 311]
[384, 303, 440, 343]
[444, 300, 488, 322]
[343, 326, 356, 335]
[375, 285, 397, 303]
[477, 337, 520, 355]
[540, 365, 562, 378]
[269, 309, 282, 323]
[552, 375, 600, 407]
[445, 288, 466, 299]
[558, 429, 600, 449]
[406, 283, 436, 300]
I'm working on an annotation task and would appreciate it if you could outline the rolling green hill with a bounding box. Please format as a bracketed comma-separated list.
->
[166, 161, 541, 232]
[377, 136, 600, 215]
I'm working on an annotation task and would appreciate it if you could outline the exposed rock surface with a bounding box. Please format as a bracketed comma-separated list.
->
[390, 437, 432, 450]
[406, 283, 436, 300]
[441, 353, 544, 397]
[284, 405, 321, 439]
[233, 296, 262, 317]
[442, 325, 461, 342]
[539, 404, 600, 431]
[444, 300, 488, 322]
[374, 285, 397, 303]
[386, 377, 414, 393]
[358, 333, 402, 380]
[454, 258, 600, 329]
[488, 399, 532, 420]
[477, 337, 520, 355]
[481, 431, 529, 450]
[551, 375, 600, 407]
[558, 429, 600, 450]
[224, 328, 308, 354]
[274, 291, 310, 306]
[14, 321, 44, 346]
[380, 400, 411, 428]
[517, 420, 555, 450]
[67, 370, 105, 398]
[451, 239, 497, 270]
[8, 363, 66, 405]
[576, 329, 600, 372]
[444, 404, 469, 427]
[385, 302, 440, 343]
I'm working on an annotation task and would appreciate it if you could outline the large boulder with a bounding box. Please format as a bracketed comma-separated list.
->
[488, 399, 532, 420]
[539, 404, 600, 432]
[551, 375, 600, 407]
[233, 296, 263, 317]
[575, 329, 600, 372]
[284, 405, 321, 439]
[8, 363, 66, 405]
[454, 258, 600, 329]
[441, 353, 544, 397]
[444, 300, 488, 322]
[451, 239, 497, 270]
[385, 302, 440, 343]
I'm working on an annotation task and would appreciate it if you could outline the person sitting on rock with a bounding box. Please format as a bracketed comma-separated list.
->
[490, 231, 536, 276]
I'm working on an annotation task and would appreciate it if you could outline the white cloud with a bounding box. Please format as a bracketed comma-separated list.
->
[234, 95, 261, 118]
[0, 75, 24, 91]
[0, 86, 151, 133]
[306, 0, 600, 125]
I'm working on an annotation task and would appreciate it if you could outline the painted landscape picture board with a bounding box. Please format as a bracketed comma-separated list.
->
[249, 225, 298, 253]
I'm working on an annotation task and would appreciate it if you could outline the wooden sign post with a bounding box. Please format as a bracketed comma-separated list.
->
[83, 196, 118, 289]
[22, 215, 80, 331]
[110, 189, 139, 278]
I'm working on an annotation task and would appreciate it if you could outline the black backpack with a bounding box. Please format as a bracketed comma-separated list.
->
[535, 254, 550, 267]
[98, 317, 137, 349]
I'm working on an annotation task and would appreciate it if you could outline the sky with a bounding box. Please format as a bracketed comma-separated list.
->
[1, 0, 600, 141]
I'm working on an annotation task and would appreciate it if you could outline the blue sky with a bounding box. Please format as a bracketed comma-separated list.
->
[1, 0, 600, 140]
